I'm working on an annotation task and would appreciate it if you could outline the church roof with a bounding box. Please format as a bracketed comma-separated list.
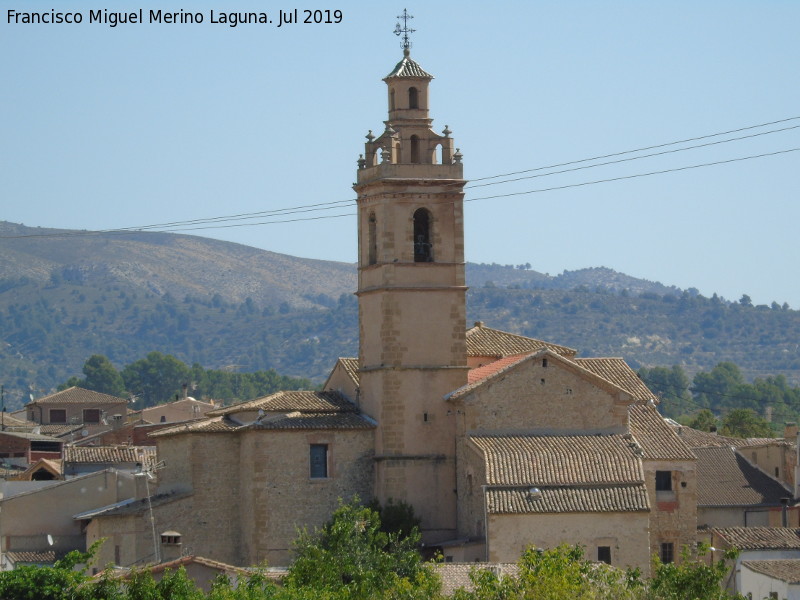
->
[466, 323, 576, 358]
[485, 484, 650, 515]
[470, 434, 644, 486]
[207, 390, 356, 417]
[575, 358, 658, 403]
[384, 53, 433, 79]
[628, 404, 696, 460]
[742, 559, 800, 583]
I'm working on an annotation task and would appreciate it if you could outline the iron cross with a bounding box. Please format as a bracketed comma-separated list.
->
[394, 9, 415, 51]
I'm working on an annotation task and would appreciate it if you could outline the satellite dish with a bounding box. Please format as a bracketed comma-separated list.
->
[47, 534, 54, 546]
[29, 394, 34, 401]
[81, 430, 89, 437]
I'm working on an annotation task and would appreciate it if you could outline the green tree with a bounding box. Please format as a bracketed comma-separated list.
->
[692, 362, 747, 412]
[720, 408, 774, 438]
[688, 409, 718, 432]
[649, 544, 744, 600]
[286, 498, 439, 600]
[638, 365, 692, 418]
[121, 351, 191, 407]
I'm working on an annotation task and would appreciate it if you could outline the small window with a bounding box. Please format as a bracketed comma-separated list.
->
[310, 444, 329, 479]
[775, 467, 780, 477]
[413, 208, 433, 262]
[542, 358, 548, 368]
[655, 470, 672, 491]
[565, 388, 573, 395]
[49, 409, 66, 424]
[368, 213, 377, 265]
[83, 409, 101, 424]
[597, 546, 611, 564]
[408, 86, 418, 109]
[410, 135, 420, 164]
[660, 542, 674, 564]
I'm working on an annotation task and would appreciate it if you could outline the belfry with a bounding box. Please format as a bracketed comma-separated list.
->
[354, 30, 469, 541]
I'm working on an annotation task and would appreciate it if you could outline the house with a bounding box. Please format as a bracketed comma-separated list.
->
[705, 527, 800, 596]
[0, 430, 63, 469]
[0, 469, 135, 570]
[77, 45, 697, 573]
[24, 387, 128, 439]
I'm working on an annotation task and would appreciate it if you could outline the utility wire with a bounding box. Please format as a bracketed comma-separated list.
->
[2, 117, 798, 239]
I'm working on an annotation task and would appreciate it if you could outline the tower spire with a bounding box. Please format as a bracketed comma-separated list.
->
[393, 9, 415, 54]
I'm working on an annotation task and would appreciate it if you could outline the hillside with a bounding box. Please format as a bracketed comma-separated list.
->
[1, 221, 798, 409]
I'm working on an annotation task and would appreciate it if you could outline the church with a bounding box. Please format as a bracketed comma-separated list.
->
[82, 44, 697, 573]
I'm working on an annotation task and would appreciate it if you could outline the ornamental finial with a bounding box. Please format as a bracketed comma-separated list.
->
[393, 9, 415, 53]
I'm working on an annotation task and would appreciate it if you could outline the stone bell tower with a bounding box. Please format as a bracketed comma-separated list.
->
[354, 39, 468, 543]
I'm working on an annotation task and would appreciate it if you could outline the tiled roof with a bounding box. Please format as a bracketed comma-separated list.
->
[5, 551, 57, 564]
[207, 390, 355, 417]
[75, 491, 190, 519]
[149, 416, 240, 437]
[467, 354, 530, 385]
[64, 445, 157, 465]
[29, 387, 127, 405]
[384, 53, 433, 79]
[0, 413, 36, 429]
[628, 404, 695, 460]
[713, 527, 800, 550]
[143, 555, 250, 576]
[671, 425, 741, 448]
[249, 412, 375, 431]
[337, 358, 360, 385]
[470, 434, 644, 486]
[486, 484, 650, 514]
[38, 424, 84, 437]
[742, 559, 800, 583]
[0, 430, 62, 442]
[695, 446, 791, 507]
[466, 324, 576, 358]
[575, 358, 658, 403]
[435, 563, 519, 596]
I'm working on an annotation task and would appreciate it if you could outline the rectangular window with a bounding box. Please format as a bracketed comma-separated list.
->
[660, 542, 674, 564]
[597, 546, 611, 564]
[655, 470, 673, 491]
[310, 444, 328, 479]
[83, 409, 101, 424]
[49, 409, 66, 424]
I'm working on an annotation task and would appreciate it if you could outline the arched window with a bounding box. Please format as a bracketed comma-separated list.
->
[368, 213, 377, 265]
[390, 88, 395, 111]
[408, 86, 419, 109]
[410, 135, 420, 164]
[413, 208, 433, 262]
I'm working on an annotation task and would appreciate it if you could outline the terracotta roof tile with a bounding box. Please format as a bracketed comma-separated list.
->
[467, 354, 530, 385]
[384, 54, 433, 79]
[435, 563, 519, 596]
[248, 412, 375, 431]
[207, 390, 355, 417]
[713, 527, 800, 550]
[337, 358, 360, 385]
[149, 416, 239, 437]
[465, 324, 576, 359]
[470, 434, 644, 486]
[486, 484, 650, 514]
[671, 425, 741, 448]
[5, 551, 57, 564]
[64, 445, 157, 465]
[628, 404, 695, 460]
[29, 387, 127, 406]
[695, 446, 791, 506]
[575, 358, 658, 403]
[742, 559, 800, 583]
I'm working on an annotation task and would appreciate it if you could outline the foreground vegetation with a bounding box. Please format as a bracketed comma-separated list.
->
[0, 500, 745, 600]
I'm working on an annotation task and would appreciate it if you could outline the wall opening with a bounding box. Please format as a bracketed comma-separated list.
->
[368, 213, 377, 265]
[408, 86, 418, 109]
[413, 208, 433, 262]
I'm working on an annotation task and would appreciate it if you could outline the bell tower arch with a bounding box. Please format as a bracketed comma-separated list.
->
[355, 45, 468, 543]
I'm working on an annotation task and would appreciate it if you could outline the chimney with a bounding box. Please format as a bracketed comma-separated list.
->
[160, 531, 183, 562]
[182, 383, 188, 400]
[785, 422, 798, 443]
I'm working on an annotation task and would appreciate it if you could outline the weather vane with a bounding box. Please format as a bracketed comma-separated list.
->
[393, 9, 415, 52]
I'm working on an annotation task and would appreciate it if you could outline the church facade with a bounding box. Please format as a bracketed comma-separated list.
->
[84, 49, 697, 573]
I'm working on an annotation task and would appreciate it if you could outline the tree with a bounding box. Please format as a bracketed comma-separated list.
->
[688, 409, 718, 432]
[649, 544, 743, 600]
[286, 498, 439, 600]
[692, 362, 747, 412]
[720, 408, 774, 438]
[638, 365, 691, 418]
[121, 351, 191, 407]
[81, 354, 127, 397]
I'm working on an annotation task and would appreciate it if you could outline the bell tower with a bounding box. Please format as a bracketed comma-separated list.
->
[354, 35, 468, 542]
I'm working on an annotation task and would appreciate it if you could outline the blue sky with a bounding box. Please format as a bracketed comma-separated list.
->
[2, 1, 798, 306]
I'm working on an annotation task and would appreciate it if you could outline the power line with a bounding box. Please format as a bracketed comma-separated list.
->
[1, 117, 797, 239]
